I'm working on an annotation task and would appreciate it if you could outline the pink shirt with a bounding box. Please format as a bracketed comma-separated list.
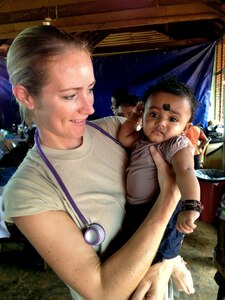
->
[126, 135, 189, 204]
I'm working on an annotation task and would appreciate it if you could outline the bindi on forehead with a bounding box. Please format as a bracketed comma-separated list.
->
[163, 104, 170, 111]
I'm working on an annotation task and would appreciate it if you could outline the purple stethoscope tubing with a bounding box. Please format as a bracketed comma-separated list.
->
[86, 121, 121, 146]
[34, 129, 106, 245]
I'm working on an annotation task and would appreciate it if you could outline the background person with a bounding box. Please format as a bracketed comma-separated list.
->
[111, 90, 143, 131]
[111, 87, 129, 115]
[117, 94, 141, 118]
[2, 25, 181, 300]
[185, 125, 209, 169]
[111, 88, 141, 118]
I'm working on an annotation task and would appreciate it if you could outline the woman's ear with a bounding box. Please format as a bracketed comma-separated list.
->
[12, 85, 35, 110]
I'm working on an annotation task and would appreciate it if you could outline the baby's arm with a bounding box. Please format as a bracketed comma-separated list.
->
[171, 146, 201, 234]
[117, 101, 144, 148]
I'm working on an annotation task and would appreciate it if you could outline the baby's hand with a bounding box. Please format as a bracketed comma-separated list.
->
[133, 101, 145, 117]
[176, 210, 200, 234]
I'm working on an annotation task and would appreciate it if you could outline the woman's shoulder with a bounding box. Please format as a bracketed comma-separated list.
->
[2, 147, 64, 222]
[88, 116, 125, 138]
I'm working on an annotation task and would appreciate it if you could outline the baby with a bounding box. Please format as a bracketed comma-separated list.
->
[118, 76, 203, 296]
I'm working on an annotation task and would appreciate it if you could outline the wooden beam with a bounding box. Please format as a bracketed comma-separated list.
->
[93, 37, 210, 55]
[0, 0, 217, 24]
[0, 6, 220, 38]
[0, 0, 212, 13]
[203, 2, 225, 16]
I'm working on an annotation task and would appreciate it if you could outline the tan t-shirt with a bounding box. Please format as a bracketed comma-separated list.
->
[2, 116, 128, 300]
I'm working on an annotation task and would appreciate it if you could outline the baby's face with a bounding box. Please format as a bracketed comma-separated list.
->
[142, 92, 192, 143]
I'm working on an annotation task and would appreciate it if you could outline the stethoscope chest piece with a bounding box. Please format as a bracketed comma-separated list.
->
[84, 223, 106, 246]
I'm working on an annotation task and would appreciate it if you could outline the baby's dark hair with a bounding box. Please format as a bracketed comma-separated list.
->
[143, 76, 198, 121]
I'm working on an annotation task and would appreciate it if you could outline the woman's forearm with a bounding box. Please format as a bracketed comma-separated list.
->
[100, 187, 180, 299]
[13, 187, 179, 300]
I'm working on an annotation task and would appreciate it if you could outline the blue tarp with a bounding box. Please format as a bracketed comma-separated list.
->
[0, 57, 20, 129]
[93, 42, 216, 128]
[0, 42, 216, 129]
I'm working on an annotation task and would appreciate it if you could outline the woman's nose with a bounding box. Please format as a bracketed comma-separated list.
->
[79, 93, 95, 115]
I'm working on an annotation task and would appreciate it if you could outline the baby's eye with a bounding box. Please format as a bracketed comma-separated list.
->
[169, 117, 178, 123]
[149, 112, 159, 118]
[63, 94, 76, 100]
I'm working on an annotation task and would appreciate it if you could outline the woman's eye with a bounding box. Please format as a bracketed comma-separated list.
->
[88, 87, 94, 94]
[63, 94, 76, 100]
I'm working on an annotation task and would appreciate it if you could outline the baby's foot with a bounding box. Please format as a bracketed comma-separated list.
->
[171, 255, 195, 294]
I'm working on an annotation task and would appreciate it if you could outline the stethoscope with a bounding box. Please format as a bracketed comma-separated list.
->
[34, 129, 106, 246]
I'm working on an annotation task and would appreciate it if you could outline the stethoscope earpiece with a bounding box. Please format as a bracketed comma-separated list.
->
[84, 223, 106, 246]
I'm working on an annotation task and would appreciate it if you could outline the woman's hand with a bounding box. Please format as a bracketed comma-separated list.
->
[150, 146, 180, 198]
[134, 101, 145, 116]
[130, 260, 174, 300]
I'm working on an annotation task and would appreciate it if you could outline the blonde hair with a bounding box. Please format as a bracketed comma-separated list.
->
[7, 26, 92, 125]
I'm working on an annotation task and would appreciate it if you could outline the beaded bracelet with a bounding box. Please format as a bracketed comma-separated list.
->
[181, 200, 204, 213]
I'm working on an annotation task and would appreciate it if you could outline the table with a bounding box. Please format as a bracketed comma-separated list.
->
[0, 137, 27, 154]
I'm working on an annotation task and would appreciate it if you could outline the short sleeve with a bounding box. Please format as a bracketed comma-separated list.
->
[158, 136, 189, 164]
[2, 155, 67, 223]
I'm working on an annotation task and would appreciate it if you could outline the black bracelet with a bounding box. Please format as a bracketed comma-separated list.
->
[181, 200, 204, 213]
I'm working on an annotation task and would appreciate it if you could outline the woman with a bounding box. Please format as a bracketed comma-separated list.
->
[2, 25, 180, 300]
